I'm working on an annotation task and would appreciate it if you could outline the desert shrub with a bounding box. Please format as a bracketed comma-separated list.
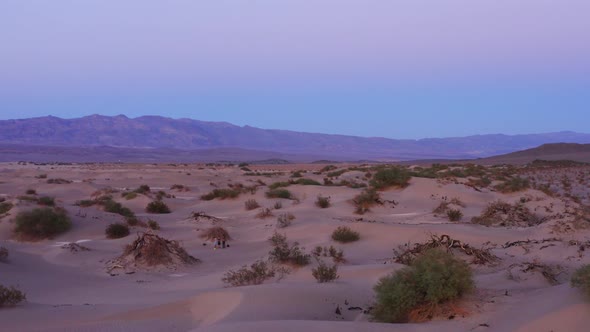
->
[147, 220, 160, 230]
[277, 213, 295, 228]
[0, 247, 8, 262]
[256, 207, 274, 219]
[17, 195, 38, 203]
[146, 200, 171, 214]
[46, 178, 72, 184]
[170, 184, 189, 191]
[447, 209, 463, 222]
[37, 196, 55, 206]
[268, 232, 310, 266]
[291, 170, 303, 178]
[75, 199, 96, 207]
[244, 199, 260, 211]
[312, 261, 339, 283]
[0, 285, 26, 307]
[315, 195, 331, 208]
[14, 208, 71, 240]
[352, 188, 381, 214]
[433, 202, 449, 215]
[0, 202, 13, 215]
[269, 181, 291, 190]
[200, 226, 231, 241]
[495, 177, 530, 193]
[370, 167, 411, 190]
[571, 264, 590, 299]
[265, 189, 293, 199]
[372, 249, 474, 323]
[35, 174, 47, 179]
[312, 245, 346, 263]
[126, 217, 142, 227]
[471, 200, 541, 227]
[327, 169, 348, 178]
[293, 178, 322, 186]
[105, 223, 130, 239]
[123, 192, 138, 200]
[25, 189, 36, 195]
[273, 201, 283, 210]
[201, 188, 241, 200]
[222, 260, 276, 287]
[134, 184, 151, 194]
[320, 165, 338, 173]
[331, 226, 360, 243]
[101, 199, 135, 219]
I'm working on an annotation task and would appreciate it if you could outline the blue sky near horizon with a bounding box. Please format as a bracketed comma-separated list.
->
[1, 1, 589, 139]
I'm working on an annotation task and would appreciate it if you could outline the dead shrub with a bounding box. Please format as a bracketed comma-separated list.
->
[200, 226, 231, 241]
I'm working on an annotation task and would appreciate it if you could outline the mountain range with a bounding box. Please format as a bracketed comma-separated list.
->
[1, 114, 590, 162]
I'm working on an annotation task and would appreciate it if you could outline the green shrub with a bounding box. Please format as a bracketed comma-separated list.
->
[268, 232, 310, 266]
[372, 249, 474, 323]
[0, 202, 13, 214]
[25, 189, 36, 195]
[75, 199, 96, 207]
[269, 181, 291, 190]
[101, 199, 135, 219]
[370, 167, 411, 190]
[105, 223, 130, 239]
[147, 220, 160, 230]
[14, 208, 71, 240]
[447, 209, 463, 222]
[134, 184, 151, 194]
[146, 200, 171, 214]
[293, 178, 321, 186]
[201, 188, 241, 200]
[123, 192, 138, 200]
[331, 226, 360, 243]
[571, 264, 590, 299]
[222, 260, 276, 287]
[494, 177, 530, 193]
[352, 188, 381, 214]
[315, 195, 331, 208]
[266, 189, 293, 199]
[37, 196, 55, 206]
[0, 285, 26, 307]
[312, 261, 339, 283]
[244, 199, 260, 211]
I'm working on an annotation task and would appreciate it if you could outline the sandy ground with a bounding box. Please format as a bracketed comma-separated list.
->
[1, 162, 589, 332]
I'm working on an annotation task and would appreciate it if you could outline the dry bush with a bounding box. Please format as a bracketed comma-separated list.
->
[0, 285, 26, 307]
[331, 226, 360, 243]
[372, 249, 474, 323]
[200, 226, 231, 241]
[352, 188, 381, 214]
[315, 195, 331, 208]
[25, 189, 36, 195]
[37, 196, 55, 206]
[433, 202, 450, 214]
[312, 245, 346, 263]
[256, 208, 274, 219]
[14, 208, 71, 241]
[471, 200, 541, 227]
[201, 188, 241, 200]
[447, 209, 463, 222]
[170, 184, 190, 192]
[105, 223, 130, 239]
[222, 260, 277, 287]
[244, 199, 260, 211]
[276, 213, 295, 228]
[273, 201, 283, 209]
[312, 261, 339, 283]
[46, 178, 72, 184]
[268, 232, 311, 266]
[495, 177, 530, 193]
[0, 247, 8, 262]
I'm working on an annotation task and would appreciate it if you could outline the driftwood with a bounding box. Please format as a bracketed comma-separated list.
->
[192, 211, 223, 223]
[393, 234, 499, 265]
[502, 238, 562, 249]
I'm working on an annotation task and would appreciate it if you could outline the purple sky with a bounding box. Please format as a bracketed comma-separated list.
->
[1, 1, 589, 139]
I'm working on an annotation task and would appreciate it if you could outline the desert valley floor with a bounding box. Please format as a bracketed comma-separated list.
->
[1, 162, 590, 332]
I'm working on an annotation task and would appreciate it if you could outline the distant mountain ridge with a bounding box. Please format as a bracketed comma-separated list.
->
[1, 114, 589, 161]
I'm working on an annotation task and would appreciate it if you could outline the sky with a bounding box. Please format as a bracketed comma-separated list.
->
[0, 0, 589, 139]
